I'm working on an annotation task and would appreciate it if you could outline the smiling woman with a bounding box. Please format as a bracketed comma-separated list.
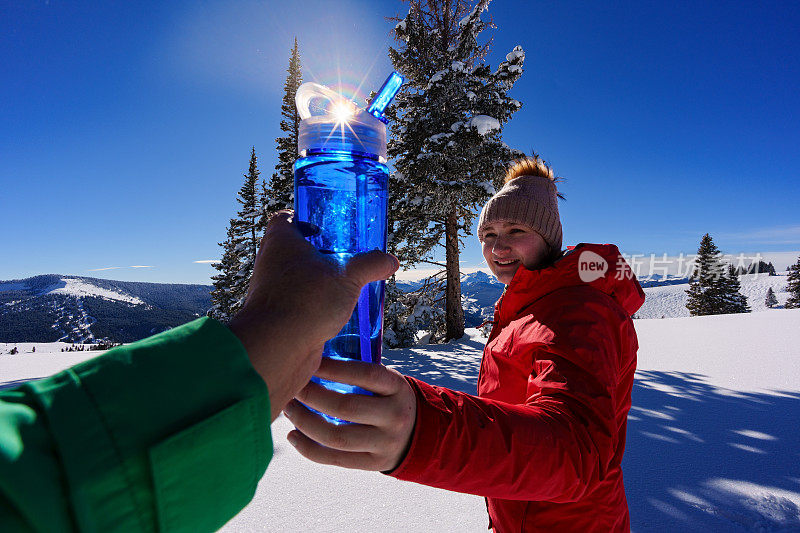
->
[287, 154, 646, 532]
[476, 156, 564, 283]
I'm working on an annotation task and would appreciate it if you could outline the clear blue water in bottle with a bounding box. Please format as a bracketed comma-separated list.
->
[294, 151, 388, 424]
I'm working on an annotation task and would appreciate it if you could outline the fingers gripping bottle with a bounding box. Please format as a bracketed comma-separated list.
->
[294, 73, 403, 425]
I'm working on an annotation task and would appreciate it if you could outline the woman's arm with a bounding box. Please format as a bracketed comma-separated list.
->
[287, 290, 632, 503]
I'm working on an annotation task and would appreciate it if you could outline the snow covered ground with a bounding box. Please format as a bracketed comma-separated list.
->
[2, 309, 799, 532]
[0, 343, 106, 390]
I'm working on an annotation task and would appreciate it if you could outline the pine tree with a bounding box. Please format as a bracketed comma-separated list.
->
[735, 260, 777, 276]
[686, 233, 728, 316]
[230, 148, 262, 311]
[767, 261, 776, 276]
[210, 222, 239, 320]
[786, 255, 800, 309]
[210, 148, 262, 319]
[720, 264, 750, 314]
[765, 287, 778, 308]
[386, 0, 524, 341]
[260, 38, 302, 230]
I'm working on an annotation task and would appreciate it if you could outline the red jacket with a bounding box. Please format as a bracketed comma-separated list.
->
[390, 244, 645, 532]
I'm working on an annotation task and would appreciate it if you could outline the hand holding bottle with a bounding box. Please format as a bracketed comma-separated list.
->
[227, 211, 399, 421]
[283, 356, 417, 472]
[293, 73, 402, 423]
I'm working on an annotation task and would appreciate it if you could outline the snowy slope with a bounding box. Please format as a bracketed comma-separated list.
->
[2, 310, 799, 532]
[637, 273, 792, 319]
[623, 310, 800, 532]
[223, 310, 800, 532]
[0, 343, 106, 390]
[43, 278, 146, 305]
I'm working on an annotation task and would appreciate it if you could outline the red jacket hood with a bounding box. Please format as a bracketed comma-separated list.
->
[497, 243, 645, 325]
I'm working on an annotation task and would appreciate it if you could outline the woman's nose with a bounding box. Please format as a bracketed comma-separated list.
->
[492, 236, 510, 253]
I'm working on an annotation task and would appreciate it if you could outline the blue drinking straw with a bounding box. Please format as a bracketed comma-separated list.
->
[354, 72, 404, 365]
[367, 72, 405, 123]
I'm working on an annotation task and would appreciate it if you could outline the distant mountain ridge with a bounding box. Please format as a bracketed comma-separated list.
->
[2, 271, 790, 343]
[0, 274, 212, 343]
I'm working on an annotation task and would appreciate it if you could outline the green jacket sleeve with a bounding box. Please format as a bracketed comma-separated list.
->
[0, 317, 272, 533]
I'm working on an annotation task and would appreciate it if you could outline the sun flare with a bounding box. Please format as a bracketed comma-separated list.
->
[332, 100, 356, 123]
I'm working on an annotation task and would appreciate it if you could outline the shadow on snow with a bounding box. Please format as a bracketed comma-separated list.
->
[383, 337, 485, 395]
[386, 344, 800, 532]
[624, 370, 800, 532]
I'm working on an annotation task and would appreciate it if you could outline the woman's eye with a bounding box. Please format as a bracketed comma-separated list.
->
[484, 233, 497, 239]
[509, 228, 525, 234]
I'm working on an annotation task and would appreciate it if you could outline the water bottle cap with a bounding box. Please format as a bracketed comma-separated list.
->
[295, 82, 387, 159]
[298, 111, 386, 159]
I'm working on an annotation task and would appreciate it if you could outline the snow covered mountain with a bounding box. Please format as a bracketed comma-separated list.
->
[0, 274, 211, 343]
[460, 270, 504, 326]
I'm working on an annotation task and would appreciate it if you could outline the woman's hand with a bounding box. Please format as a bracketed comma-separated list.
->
[283, 357, 417, 472]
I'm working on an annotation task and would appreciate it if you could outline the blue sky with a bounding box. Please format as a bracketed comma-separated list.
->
[2, 0, 798, 284]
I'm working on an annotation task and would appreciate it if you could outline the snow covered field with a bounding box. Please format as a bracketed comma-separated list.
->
[2, 309, 799, 532]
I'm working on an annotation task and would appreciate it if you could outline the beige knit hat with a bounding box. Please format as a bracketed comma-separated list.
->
[477, 157, 563, 253]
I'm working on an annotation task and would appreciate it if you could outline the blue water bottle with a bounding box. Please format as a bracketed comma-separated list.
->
[293, 73, 403, 424]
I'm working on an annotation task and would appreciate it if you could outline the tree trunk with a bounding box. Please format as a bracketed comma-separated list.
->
[444, 206, 464, 341]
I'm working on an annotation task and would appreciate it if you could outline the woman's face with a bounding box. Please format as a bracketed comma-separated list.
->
[481, 221, 549, 284]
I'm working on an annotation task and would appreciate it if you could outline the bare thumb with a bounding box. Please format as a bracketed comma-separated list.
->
[345, 250, 400, 287]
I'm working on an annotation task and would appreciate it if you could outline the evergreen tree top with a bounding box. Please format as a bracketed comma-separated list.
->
[235, 147, 259, 215]
[262, 38, 302, 217]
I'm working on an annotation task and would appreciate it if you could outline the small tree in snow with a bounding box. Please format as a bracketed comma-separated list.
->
[720, 264, 750, 314]
[383, 275, 446, 347]
[765, 287, 778, 308]
[686, 234, 728, 316]
[786, 255, 800, 309]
